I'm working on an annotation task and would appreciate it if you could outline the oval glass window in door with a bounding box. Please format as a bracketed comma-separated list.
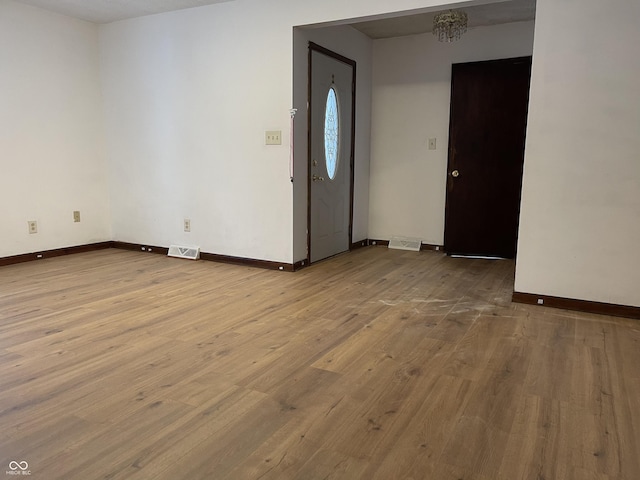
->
[324, 86, 340, 180]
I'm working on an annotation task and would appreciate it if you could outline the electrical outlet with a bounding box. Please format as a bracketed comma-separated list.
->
[73, 210, 81, 222]
[428, 138, 437, 150]
[265, 130, 282, 145]
[184, 219, 191, 232]
[28, 221, 38, 234]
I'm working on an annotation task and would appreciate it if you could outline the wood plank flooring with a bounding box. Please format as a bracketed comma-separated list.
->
[0, 247, 639, 479]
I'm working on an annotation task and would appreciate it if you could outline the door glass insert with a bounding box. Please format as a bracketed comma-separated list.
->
[324, 86, 339, 180]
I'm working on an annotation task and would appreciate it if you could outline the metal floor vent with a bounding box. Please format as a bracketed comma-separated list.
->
[388, 236, 422, 252]
[168, 245, 200, 260]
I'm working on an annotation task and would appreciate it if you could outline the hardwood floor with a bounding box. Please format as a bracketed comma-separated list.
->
[0, 247, 638, 479]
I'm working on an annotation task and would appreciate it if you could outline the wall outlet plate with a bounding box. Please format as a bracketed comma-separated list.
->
[73, 210, 81, 222]
[184, 219, 191, 232]
[265, 130, 282, 145]
[28, 220, 37, 234]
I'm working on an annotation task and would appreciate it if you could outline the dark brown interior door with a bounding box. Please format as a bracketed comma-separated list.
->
[444, 56, 531, 259]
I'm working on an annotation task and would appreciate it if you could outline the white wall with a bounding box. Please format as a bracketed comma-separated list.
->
[0, 0, 111, 257]
[99, 0, 476, 264]
[6, 0, 636, 309]
[515, 0, 640, 307]
[99, 4, 294, 262]
[292, 25, 373, 263]
[0, 0, 509, 263]
[369, 21, 535, 245]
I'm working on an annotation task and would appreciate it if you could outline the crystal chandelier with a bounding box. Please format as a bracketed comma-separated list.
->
[433, 9, 468, 42]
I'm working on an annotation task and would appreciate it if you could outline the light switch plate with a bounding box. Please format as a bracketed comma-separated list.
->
[428, 138, 437, 150]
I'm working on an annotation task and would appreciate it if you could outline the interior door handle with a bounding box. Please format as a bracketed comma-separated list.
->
[451, 170, 459, 178]
[312, 174, 325, 182]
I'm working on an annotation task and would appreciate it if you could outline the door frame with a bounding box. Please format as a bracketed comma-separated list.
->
[443, 55, 532, 258]
[307, 42, 356, 264]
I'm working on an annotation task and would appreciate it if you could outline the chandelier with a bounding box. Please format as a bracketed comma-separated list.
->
[433, 9, 468, 42]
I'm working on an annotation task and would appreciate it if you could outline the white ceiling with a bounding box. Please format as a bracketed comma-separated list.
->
[11, 0, 234, 24]
[11, 0, 535, 32]
[351, 0, 536, 39]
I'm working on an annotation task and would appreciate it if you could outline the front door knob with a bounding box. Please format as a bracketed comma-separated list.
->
[451, 170, 460, 178]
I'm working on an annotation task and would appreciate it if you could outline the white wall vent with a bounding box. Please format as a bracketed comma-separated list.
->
[168, 245, 200, 260]
[388, 236, 422, 252]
